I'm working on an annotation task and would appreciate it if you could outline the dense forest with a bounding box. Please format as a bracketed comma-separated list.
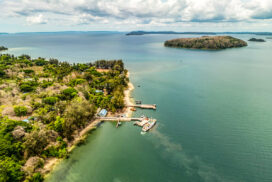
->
[0, 54, 128, 181]
[164, 36, 247, 50]
[0, 46, 8, 51]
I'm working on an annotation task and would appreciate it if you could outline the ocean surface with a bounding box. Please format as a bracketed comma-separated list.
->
[1, 32, 272, 182]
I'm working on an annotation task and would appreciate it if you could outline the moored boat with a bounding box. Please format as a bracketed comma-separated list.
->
[142, 119, 156, 132]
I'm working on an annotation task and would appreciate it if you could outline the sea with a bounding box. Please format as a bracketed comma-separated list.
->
[1, 32, 272, 182]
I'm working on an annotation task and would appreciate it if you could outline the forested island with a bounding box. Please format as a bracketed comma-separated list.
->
[126, 31, 216, 35]
[164, 36, 247, 50]
[0, 54, 128, 181]
[0, 46, 8, 51]
[248, 38, 265, 42]
[126, 31, 272, 36]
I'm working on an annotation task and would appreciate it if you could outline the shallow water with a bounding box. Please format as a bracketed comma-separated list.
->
[1, 32, 272, 182]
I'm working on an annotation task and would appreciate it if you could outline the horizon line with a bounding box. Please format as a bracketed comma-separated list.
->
[1, 30, 272, 34]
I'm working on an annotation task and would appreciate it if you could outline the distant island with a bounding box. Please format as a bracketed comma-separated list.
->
[126, 31, 216, 36]
[164, 36, 247, 50]
[248, 38, 265, 42]
[126, 31, 272, 36]
[0, 46, 8, 51]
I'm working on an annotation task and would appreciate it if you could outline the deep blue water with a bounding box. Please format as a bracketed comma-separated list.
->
[1, 32, 272, 182]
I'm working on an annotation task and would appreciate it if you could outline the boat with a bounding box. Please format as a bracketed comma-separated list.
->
[136, 100, 141, 104]
[142, 119, 156, 132]
[130, 107, 136, 111]
[134, 118, 149, 127]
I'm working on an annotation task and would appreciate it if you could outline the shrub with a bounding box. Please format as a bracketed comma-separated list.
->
[69, 78, 86, 87]
[20, 84, 35, 92]
[53, 116, 65, 132]
[19, 81, 38, 92]
[34, 59, 47, 66]
[40, 80, 53, 88]
[42, 97, 59, 105]
[60, 87, 78, 100]
[27, 172, 44, 182]
[42, 146, 59, 157]
[0, 69, 5, 78]
[14, 106, 28, 117]
[23, 69, 34, 74]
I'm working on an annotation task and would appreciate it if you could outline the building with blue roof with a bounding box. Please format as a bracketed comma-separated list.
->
[98, 109, 108, 117]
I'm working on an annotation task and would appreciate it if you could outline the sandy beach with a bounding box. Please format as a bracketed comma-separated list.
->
[124, 72, 135, 117]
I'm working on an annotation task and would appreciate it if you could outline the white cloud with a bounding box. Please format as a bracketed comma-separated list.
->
[26, 14, 47, 25]
[0, 0, 272, 31]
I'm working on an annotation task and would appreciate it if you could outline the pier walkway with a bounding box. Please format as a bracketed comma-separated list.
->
[96, 117, 144, 122]
[127, 104, 156, 110]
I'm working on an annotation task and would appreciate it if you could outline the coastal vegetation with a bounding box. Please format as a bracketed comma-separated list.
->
[248, 38, 265, 42]
[164, 36, 247, 50]
[0, 54, 128, 181]
[0, 46, 8, 51]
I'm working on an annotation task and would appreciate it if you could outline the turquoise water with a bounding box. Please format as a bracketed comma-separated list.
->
[1, 32, 272, 182]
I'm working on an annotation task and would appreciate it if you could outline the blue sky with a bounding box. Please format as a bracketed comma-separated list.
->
[0, 0, 272, 33]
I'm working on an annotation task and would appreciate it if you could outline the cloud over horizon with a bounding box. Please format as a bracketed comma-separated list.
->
[0, 0, 272, 32]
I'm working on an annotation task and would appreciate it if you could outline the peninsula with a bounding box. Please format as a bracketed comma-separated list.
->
[248, 38, 266, 42]
[164, 36, 247, 50]
[0, 54, 131, 181]
[0, 46, 8, 51]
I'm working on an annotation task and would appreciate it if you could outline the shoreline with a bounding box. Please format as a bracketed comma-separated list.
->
[43, 72, 135, 179]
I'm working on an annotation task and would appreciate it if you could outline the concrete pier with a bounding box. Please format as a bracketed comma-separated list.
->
[97, 117, 144, 122]
[127, 104, 156, 110]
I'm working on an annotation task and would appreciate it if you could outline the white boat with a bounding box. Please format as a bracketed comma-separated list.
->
[142, 119, 156, 132]
[134, 118, 149, 127]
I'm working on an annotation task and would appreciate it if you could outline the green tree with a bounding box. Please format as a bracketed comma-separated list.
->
[42, 97, 59, 105]
[23, 128, 57, 157]
[0, 157, 24, 182]
[60, 87, 78, 100]
[63, 99, 95, 140]
[53, 116, 65, 133]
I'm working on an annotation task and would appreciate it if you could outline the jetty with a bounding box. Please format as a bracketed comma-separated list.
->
[127, 104, 156, 110]
[97, 117, 145, 122]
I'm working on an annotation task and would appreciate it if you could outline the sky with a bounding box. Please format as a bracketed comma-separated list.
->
[0, 0, 272, 33]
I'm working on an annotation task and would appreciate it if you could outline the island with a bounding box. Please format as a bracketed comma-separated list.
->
[164, 36, 247, 50]
[248, 38, 266, 42]
[0, 54, 131, 181]
[126, 31, 216, 36]
[0, 46, 8, 51]
[126, 31, 272, 36]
